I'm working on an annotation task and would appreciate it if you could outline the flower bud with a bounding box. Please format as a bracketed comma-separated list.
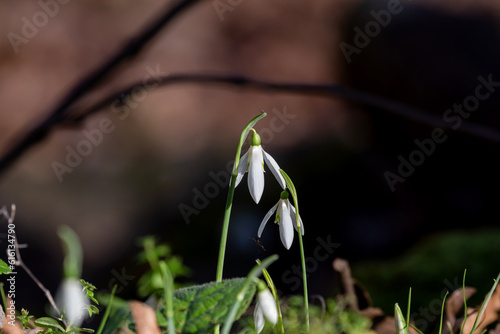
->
[254, 283, 278, 333]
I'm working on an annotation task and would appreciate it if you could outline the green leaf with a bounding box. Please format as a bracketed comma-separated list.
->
[159, 262, 176, 334]
[158, 278, 257, 334]
[34, 317, 66, 332]
[0, 259, 11, 274]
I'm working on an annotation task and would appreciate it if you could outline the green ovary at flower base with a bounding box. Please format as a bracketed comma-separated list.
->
[258, 189, 304, 250]
[235, 130, 286, 204]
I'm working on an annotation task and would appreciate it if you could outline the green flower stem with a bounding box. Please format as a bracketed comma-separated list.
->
[258, 260, 284, 334]
[280, 169, 309, 332]
[297, 227, 309, 332]
[160, 261, 176, 334]
[437, 291, 449, 334]
[406, 287, 411, 332]
[216, 112, 267, 282]
[214, 112, 267, 334]
[221, 255, 278, 334]
[96, 285, 117, 334]
[460, 269, 467, 334]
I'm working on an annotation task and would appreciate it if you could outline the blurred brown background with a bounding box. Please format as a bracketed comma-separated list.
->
[1, 0, 500, 325]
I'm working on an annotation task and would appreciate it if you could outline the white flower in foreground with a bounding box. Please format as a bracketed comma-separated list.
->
[56, 278, 89, 327]
[235, 131, 286, 204]
[258, 190, 304, 250]
[254, 288, 278, 333]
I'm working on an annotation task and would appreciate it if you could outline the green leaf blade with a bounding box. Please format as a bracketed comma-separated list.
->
[156, 278, 256, 334]
[34, 317, 66, 332]
[0, 259, 11, 274]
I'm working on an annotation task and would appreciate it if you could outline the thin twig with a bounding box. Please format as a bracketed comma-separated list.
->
[3, 72, 500, 179]
[65, 73, 500, 144]
[0, 0, 202, 176]
[1, 205, 61, 316]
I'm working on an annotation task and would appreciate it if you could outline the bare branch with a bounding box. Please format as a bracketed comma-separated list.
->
[0, 0, 202, 175]
[66, 73, 500, 144]
[1, 205, 61, 316]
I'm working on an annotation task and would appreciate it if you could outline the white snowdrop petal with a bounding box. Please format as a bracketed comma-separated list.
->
[263, 150, 286, 189]
[258, 203, 278, 237]
[290, 204, 304, 235]
[56, 278, 89, 327]
[279, 201, 294, 249]
[258, 289, 278, 325]
[235, 149, 250, 187]
[248, 146, 265, 204]
[254, 301, 265, 334]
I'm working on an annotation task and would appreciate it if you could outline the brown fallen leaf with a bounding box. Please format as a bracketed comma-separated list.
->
[444, 286, 477, 333]
[0, 301, 24, 334]
[0, 320, 25, 334]
[445, 284, 500, 334]
[129, 300, 162, 334]
[333, 258, 419, 334]
[463, 284, 500, 334]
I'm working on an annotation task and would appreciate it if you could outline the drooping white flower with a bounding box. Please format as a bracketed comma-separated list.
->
[254, 287, 278, 333]
[56, 278, 89, 327]
[258, 190, 304, 250]
[235, 131, 286, 204]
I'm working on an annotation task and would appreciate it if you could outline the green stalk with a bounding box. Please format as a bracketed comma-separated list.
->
[96, 285, 117, 334]
[159, 261, 176, 334]
[216, 112, 267, 282]
[406, 287, 411, 332]
[258, 260, 284, 334]
[438, 291, 449, 334]
[297, 228, 309, 332]
[214, 112, 267, 334]
[221, 255, 278, 334]
[280, 169, 309, 332]
[459, 269, 467, 334]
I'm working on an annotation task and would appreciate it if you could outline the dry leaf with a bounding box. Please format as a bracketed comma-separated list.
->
[461, 285, 500, 334]
[0, 302, 24, 334]
[444, 286, 477, 333]
[333, 258, 419, 334]
[129, 300, 162, 334]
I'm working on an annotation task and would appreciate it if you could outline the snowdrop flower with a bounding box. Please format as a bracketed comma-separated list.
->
[258, 190, 304, 250]
[254, 285, 278, 333]
[235, 131, 286, 204]
[56, 278, 89, 327]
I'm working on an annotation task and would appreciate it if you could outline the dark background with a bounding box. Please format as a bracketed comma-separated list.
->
[1, 0, 500, 329]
